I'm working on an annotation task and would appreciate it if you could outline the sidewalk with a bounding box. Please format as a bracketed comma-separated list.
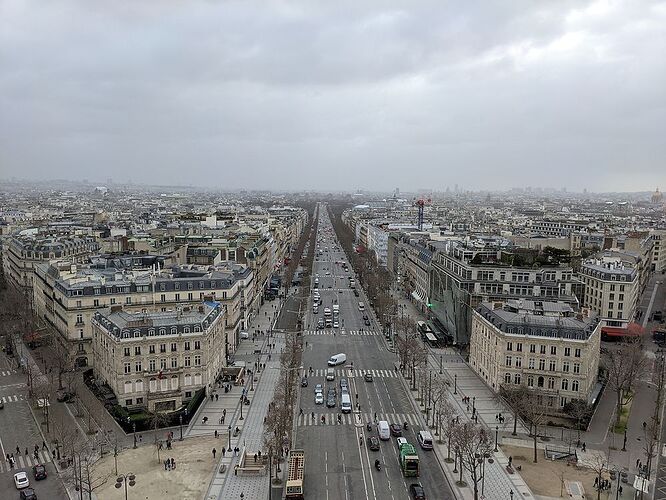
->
[201, 297, 288, 500]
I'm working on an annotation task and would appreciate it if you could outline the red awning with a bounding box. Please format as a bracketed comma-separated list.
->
[601, 323, 644, 337]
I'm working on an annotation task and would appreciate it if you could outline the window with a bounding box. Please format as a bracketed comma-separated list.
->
[135, 361, 142, 372]
[561, 379, 569, 390]
[504, 372, 511, 384]
[547, 377, 555, 389]
[93, 299, 99, 307]
[516, 343, 523, 352]
[76, 314, 83, 325]
[505, 355, 512, 367]
[149, 345, 155, 354]
[564, 347, 571, 357]
[175, 293, 180, 301]
[136, 397, 144, 405]
[76, 300, 82, 308]
[111, 298, 116, 305]
[125, 399, 133, 406]
[126, 297, 132, 304]
[507, 342, 513, 351]
[528, 358, 535, 369]
[149, 379, 157, 392]
[171, 357, 178, 369]
[194, 341, 201, 350]
[124, 381, 133, 394]
[550, 346, 557, 355]
[124, 363, 131, 374]
[610, 284, 615, 291]
[160, 359, 167, 370]
[184, 342, 191, 351]
[540, 345, 546, 354]
[160, 344, 166, 353]
[171, 376, 178, 390]
[537, 376, 544, 388]
[184, 356, 191, 367]
[194, 355, 202, 366]
[539, 359, 545, 370]
[574, 348, 581, 358]
[171, 343, 177, 352]
[527, 375, 534, 387]
[149, 359, 156, 371]
[549, 360, 556, 372]
[529, 344, 536, 353]
[161, 294, 166, 303]
[514, 373, 521, 385]
[573, 363, 581, 374]
[562, 361, 570, 373]
[124, 347, 130, 357]
[572, 380, 579, 392]
[609, 302, 614, 310]
[515, 357, 522, 368]
[134, 346, 141, 356]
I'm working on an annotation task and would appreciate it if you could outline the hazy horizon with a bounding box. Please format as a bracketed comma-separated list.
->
[2, 1, 665, 192]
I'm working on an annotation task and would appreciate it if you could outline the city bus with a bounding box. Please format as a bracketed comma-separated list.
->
[417, 321, 439, 347]
[285, 449, 305, 499]
[398, 442, 420, 477]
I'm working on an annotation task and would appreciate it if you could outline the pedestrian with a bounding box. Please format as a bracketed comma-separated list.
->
[223, 409, 227, 416]
[215, 430, 218, 438]
[222, 448, 226, 457]
[165, 459, 168, 471]
[25, 448, 28, 456]
[619, 486, 623, 495]
[637, 458, 641, 468]
[167, 460, 172, 471]
[254, 453, 257, 463]
[16, 446, 20, 455]
[171, 458, 175, 469]
[495, 414, 498, 421]
[216, 394, 219, 401]
[311, 411, 315, 421]
[582, 442, 586, 452]
[299, 408, 303, 416]
[212, 448, 217, 458]
[508, 456, 513, 465]
[258, 450, 262, 459]
[34, 450, 38, 460]
[234, 465, 238, 476]
[42, 441, 47, 450]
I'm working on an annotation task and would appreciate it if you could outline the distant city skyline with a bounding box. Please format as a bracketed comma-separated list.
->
[1, 1, 665, 192]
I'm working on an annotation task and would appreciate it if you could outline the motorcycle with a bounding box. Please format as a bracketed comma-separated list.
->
[403, 421, 408, 430]
[374, 459, 381, 471]
[367, 422, 373, 431]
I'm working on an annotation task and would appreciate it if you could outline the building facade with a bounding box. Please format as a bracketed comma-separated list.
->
[469, 300, 601, 413]
[92, 302, 225, 412]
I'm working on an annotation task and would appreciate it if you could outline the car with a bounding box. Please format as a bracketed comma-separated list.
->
[333, 321, 339, 328]
[317, 319, 325, 329]
[315, 393, 324, 405]
[367, 436, 380, 451]
[32, 464, 47, 480]
[326, 272, 330, 276]
[19, 489, 37, 500]
[364, 319, 371, 326]
[56, 391, 74, 403]
[314, 384, 324, 394]
[390, 423, 403, 437]
[364, 373, 373, 382]
[301, 377, 309, 387]
[363, 314, 369, 320]
[326, 395, 336, 408]
[396, 437, 408, 448]
[14, 471, 30, 489]
[409, 483, 426, 500]
[339, 378, 348, 390]
[353, 290, 359, 297]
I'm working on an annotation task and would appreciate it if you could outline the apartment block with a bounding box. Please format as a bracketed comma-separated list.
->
[92, 302, 225, 412]
[469, 300, 601, 413]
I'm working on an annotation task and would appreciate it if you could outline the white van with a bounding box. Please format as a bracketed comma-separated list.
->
[340, 393, 352, 413]
[327, 353, 347, 366]
[377, 421, 390, 441]
[417, 430, 434, 450]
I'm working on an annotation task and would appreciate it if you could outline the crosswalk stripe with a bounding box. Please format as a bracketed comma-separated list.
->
[298, 412, 420, 427]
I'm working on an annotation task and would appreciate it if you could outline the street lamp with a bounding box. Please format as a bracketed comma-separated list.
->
[228, 425, 232, 452]
[622, 427, 627, 451]
[132, 422, 137, 449]
[439, 355, 443, 374]
[495, 426, 499, 452]
[472, 396, 476, 415]
[179, 415, 183, 441]
[240, 394, 244, 420]
[115, 473, 136, 500]
[510, 490, 514, 500]
[454, 374, 457, 394]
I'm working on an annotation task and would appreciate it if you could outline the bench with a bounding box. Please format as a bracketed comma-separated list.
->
[506, 465, 514, 474]
[219, 464, 227, 474]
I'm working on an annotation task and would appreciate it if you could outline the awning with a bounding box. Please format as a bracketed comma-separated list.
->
[411, 290, 427, 304]
[601, 323, 644, 338]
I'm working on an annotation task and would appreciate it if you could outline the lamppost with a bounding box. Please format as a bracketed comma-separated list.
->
[478, 451, 492, 496]
[440, 355, 443, 374]
[495, 426, 499, 452]
[114, 473, 136, 500]
[132, 423, 137, 449]
[240, 394, 245, 420]
[472, 396, 476, 415]
[454, 374, 457, 394]
[510, 489, 514, 500]
[622, 427, 627, 451]
[179, 415, 184, 441]
[228, 425, 232, 452]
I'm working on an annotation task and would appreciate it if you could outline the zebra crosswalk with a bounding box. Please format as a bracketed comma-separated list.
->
[303, 329, 380, 336]
[0, 450, 52, 474]
[0, 394, 25, 404]
[308, 368, 398, 379]
[0, 370, 17, 377]
[297, 412, 420, 427]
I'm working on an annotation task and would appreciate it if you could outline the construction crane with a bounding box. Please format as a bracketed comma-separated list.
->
[413, 197, 431, 231]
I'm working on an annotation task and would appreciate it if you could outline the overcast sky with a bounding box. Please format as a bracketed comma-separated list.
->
[1, 1, 665, 192]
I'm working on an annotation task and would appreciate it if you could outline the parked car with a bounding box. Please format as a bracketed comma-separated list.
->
[32, 464, 47, 481]
[314, 384, 323, 394]
[326, 395, 336, 408]
[14, 471, 30, 489]
[56, 391, 74, 402]
[301, 377, 309, 387]
[315, 393, 324, 405]
[364, 373, 373, 382]
[409, 483, 426, 500]
[390, 423, 403, 437]
[362, 314, 369, 320]
[364, 319, 371, 326]
[367, 436, 380, 451]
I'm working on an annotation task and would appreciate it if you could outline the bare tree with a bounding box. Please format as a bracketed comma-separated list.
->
[453, 422, 493, 500]
[564, 399, 592, 442]
[500, 385, 530, 436]
[587, 447, 611, 500]
[520, 391, 547, 463]
[604, 340, 647, 428]
[440, 403, 459, 461]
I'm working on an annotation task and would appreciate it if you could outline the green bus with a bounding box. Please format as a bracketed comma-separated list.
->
[399, 442, 419, 477]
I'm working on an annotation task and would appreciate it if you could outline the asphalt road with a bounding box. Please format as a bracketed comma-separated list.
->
[293, 202, 453, 500]
[0, 349, 68, 500]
